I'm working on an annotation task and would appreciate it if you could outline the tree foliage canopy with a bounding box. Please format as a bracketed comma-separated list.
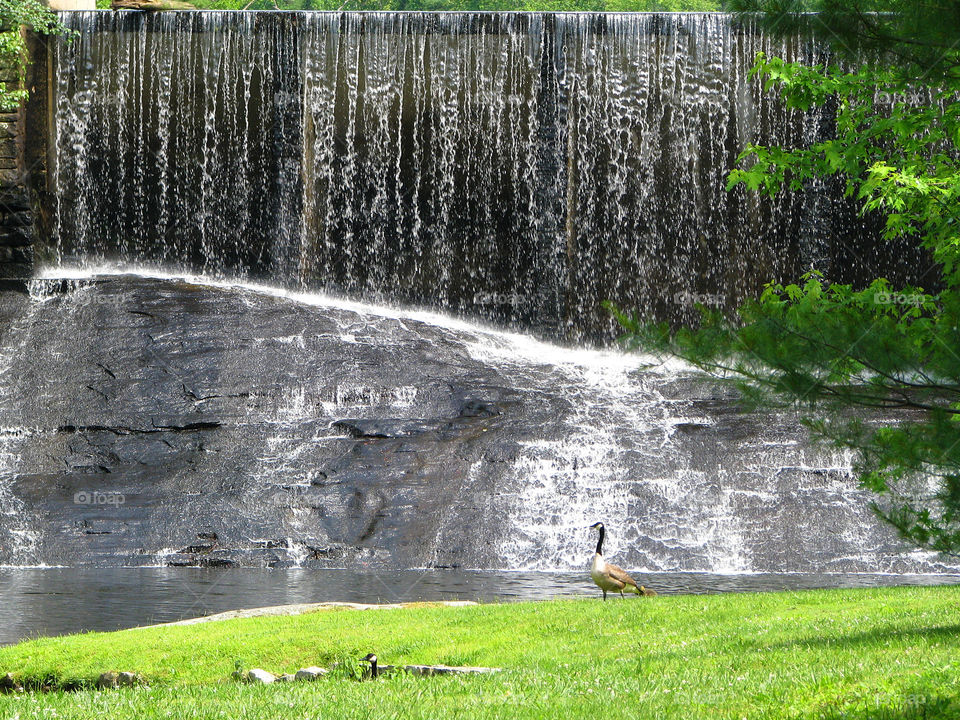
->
[609, 275, 960, 554]
[613, 1, 960, 556]
[729, 56, 960, 285]
[727, 0, 960, 81]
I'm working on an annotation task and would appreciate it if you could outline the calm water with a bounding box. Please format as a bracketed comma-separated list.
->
[3, 568, 960, 646]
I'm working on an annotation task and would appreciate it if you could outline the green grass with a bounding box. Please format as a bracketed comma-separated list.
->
[2, 588, 960, 718]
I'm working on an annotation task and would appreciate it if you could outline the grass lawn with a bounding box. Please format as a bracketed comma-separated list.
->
[1, 587, 959, 718]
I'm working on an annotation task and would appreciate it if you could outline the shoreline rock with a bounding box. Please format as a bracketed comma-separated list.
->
[128, 600, 478, 630]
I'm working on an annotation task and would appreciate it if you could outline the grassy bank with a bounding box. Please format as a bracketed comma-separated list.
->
[1, 587, 959, 718]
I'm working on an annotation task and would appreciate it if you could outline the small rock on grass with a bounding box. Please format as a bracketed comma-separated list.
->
[401, 665, 501, 676]
[0, 673, 21, 692]
[97, 671, 144, 689]
[96, 672, 119, 689]
[294, 667, 328, 681]
[117, 672, 144, 687]
[245, 668, 276, 684]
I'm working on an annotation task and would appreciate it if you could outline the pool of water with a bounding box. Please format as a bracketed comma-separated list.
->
[4, 568, 960, 646]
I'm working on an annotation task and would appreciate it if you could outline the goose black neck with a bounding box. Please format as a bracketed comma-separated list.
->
[370, 659, 378, 678]
[595, 526, 604, 556]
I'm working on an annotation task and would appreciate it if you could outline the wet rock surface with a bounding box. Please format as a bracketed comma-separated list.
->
[0, 274, 953, 573]
[0, 276, 533, 569]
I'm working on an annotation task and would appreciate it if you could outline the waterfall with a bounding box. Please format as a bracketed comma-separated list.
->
[47, 11, 926, 342]
[0, 267, 952, 573]
[22, 12, 954, 576]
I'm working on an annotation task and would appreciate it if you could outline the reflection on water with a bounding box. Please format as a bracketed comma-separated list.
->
[4, 568, 960, 646]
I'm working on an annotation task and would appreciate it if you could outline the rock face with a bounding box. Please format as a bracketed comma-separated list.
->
[0, 81, 34, 292]
[0, 276, 529, 569]
[0, 274, 954, 574]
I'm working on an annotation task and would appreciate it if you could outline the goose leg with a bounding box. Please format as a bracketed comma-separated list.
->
[620, 589, 625, 599]
[602, 590, 607, 601]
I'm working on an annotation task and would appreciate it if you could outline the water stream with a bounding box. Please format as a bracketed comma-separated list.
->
[48, 12, 929, 342]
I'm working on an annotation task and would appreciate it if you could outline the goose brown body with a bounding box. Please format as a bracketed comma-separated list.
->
[588, 522, 644, 600]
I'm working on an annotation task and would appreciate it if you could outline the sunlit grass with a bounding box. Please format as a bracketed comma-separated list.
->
[1, 587, 959, 718]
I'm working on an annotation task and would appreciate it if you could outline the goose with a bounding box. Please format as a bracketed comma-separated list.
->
[589, 521, 644, 600]
[360, 653, 393, 679]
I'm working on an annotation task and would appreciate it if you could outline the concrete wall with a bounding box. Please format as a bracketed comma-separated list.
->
[46, 1, 97, 10]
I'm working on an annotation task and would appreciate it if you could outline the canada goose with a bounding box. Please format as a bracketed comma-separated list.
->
[640, 585, 658, 597]
[589, 522, 643, 600]
[361, 653, 379, 678]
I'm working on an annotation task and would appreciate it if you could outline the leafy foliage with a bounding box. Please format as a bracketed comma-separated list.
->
[613, 4, 960, 555]
[727, 0, 960, 82]
[728, 56, 960, 285]
[609, 275, 960, 554]
[0, 0, 72, 112]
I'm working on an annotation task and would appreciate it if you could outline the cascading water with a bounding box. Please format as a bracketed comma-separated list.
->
[0, 269, 951, 574]
[0, 295, 47, 566]
[48, 11, 927, 342]
[9, 11, 953, 577]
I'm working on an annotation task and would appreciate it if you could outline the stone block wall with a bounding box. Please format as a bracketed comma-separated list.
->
[0, 51, 32, 292]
